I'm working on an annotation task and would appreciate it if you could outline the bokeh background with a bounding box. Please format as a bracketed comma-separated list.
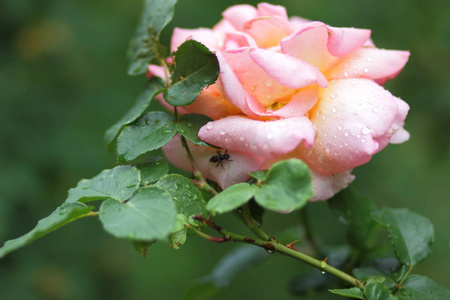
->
[1, 0, 449, 299]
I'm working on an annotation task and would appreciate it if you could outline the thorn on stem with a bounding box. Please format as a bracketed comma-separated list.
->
[285, 240, 298, 251]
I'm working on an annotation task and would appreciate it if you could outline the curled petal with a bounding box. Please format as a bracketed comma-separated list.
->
[300, 79, 405, 175]
[326, 25, 371, 57]
[281, 22, 371, 71]
[163, 136, 265, 189]
[310, 169, 355, 201]
[199, 116, 315, 159]
[222, 49, 298, 107]
[281, 22, 332, 69]
[250, 48, 328, 89]
[170, 28, 218, 52]
[222, 4, 258, 31]
[223, 32, 258, 50]
[327, 48, 410, 84]
[388, 97, 410, 144]
[215, 51, 263, 117]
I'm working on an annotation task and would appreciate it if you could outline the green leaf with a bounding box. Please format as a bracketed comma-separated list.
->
[116, 111, 176, 163]
[364, 279, 398, 300]
[156, 174, 207, 217]
[66, 166, 141, 203]
[182, 245, 270, 300]
[328, 186, 378, 250]
[0, 203, 93, 258]
[254, 159, 313, 212]
[206, 183, 258, 215]
[105, 80, 162, 145]
[139, 156, 169, 185]
[353, 267, 397, 289]
[248, 170, 267, 182]
[371, 208, 434, 267]
[127, 0, 178, 75]
[329, 287, 364, 299]
[176, 114, 212, 146]
[132, 240, 156, 257]
[99, 186, 177, 240]
[170, 214, 188, 249]
[396, 275, 450, 300]
[165, 40, 219, 106]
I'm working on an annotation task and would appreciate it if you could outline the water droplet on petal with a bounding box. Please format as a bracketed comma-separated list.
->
[366, 57, 373, 62]
[331, 93, 337, 99]
[338, 124, 343, 131]
[344, 130, 350, 137]
[372, 106, 379, 113]
[325, 144, 331, 153]
[219, 129, 226, 135]
[278, 121, 286, 128]
[266, 132, 273, 139]
[239, 136, 245, 141]
[206, 122, 214, 129]
[363, 67, 369, 73]
[262, 143, 269, 149]
[344, 71, 349, 77]
[331, 106, 339, 114]
[361, 126, 371, 135]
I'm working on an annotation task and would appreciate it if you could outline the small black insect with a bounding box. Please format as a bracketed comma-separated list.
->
[209, 149, 232, 168]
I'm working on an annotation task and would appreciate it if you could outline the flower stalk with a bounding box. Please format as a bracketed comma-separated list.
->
[191, 215, 365, 290]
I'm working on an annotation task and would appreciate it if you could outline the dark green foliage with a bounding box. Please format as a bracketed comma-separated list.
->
[99, 186, 177, 240]
[0, 203, 93, 258]
[116, 111, 176, 162]
[127, 0, 178, 75]
[165, 40, 219, 106]
[66, 166, 141, 203]
[371, 208, 434, 267]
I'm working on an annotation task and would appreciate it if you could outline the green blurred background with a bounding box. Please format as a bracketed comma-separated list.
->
[1, 0, 449, 299]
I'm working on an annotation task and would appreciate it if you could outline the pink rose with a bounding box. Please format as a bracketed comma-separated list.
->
[151, 3, 410, 200]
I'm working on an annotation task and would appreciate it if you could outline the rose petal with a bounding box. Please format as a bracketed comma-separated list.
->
[215, 50, 263, 117]
[281, 22, 371, 70]
[327, 48, 410, 84]
[310, 169, 355, 201]
[222, 49, 298, 107]
[257, 3, 289, 19]
[182, 84, 241, 120]
[270, 87, 319, 118]
[199, 116, 315, 159]
[223, 32, 258, 50]
[147, 65, 166, 80]
[243, 16, 295, 48]
[299, 79, 404, 175]
[326, 25, 371, 57]
[250, 48, 328, 89]
[170, 28, 218, 52]
[281, 22, 333, 70]
[289, 16, 310, 28]
[222, 4, 258, 31]
[163, 136, 265, 189]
